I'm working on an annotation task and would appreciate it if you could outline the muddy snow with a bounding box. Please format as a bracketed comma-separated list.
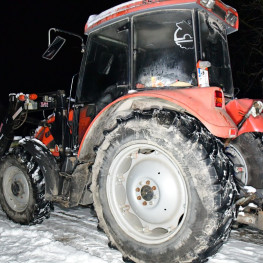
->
[1, 205, 263, 263]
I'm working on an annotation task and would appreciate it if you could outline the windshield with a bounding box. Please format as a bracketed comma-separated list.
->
[133, 10, 197, 89]
[199, 11, 234, 96]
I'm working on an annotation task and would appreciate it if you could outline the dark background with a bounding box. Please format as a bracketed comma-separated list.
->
[0, 0, 262, 114]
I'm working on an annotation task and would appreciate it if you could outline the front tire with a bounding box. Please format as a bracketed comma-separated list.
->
[0, 146, 51, 224]
[92, 110, 235, 263]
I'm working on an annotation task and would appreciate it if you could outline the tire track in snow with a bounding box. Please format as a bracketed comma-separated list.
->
[35, 206, 124, 262]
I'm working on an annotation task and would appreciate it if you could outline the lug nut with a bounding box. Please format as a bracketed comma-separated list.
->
[146, 180, 150, 185]
[136, 187, 140, 192]
[137, 196, 142, 200]
[152, 186, 156, 190]
[143, 201, 147, 206]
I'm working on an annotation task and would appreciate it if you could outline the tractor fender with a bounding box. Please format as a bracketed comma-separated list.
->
[226, 99, 263, 136]
[78, 87, 237, 162]
[19, 138, 61, 201]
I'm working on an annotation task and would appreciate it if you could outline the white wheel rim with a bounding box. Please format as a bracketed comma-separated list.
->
[106, 143, 188, 244]
[225, 145, 248, 185]
[3, 166, 30, 212]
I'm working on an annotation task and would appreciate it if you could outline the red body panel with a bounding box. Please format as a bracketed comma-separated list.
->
[78, 106, 92, 144]
[34, 127, 59, 157]
[226, 99, 263, 136]
[34, 114, 59, 157]
[68, 109, 74, 134]
[78, 87, 238, 157]
[85, 0, 238, 33]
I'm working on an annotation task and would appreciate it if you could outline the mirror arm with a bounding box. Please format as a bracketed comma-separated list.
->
[48, 28, 85, 53]
[48, 28, 57, 46]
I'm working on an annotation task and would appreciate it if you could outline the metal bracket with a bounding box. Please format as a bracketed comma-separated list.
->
[238, 101, 263, 129]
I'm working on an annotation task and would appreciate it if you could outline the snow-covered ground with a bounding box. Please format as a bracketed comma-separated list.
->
[1, 205, 263, 263]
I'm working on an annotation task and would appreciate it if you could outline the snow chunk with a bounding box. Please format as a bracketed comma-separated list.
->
[244, 186, 257, 193]
[14, 136, 23, 141]
[248, 203, 258, 208]
[32, 166, 41, 181]
[19, 138, 27, 145]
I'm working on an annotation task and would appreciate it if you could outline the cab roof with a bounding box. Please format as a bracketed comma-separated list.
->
[85, 0, 238, 34]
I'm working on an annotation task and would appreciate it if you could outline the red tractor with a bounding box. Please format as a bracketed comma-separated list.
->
[0, 0, 263, 262]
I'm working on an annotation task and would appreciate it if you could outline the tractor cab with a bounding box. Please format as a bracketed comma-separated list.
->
[75, 0, 238, 109]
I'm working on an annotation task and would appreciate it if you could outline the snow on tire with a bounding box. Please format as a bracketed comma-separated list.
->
[92, 109, 236, 263]
[0, 146, 51, 225]
[226, 132, 263, 188]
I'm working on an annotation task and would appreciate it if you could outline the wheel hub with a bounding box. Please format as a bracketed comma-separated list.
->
[141, 185, 154, 201]
[135, 179, 159, 206]
[11, 181, 23, 197]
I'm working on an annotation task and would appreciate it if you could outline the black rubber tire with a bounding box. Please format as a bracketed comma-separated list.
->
[226, 133, 263, 189]
[92, 110, 236, 263]
[0, 146, 51, 225]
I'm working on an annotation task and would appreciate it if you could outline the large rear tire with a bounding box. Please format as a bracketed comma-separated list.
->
[0, 146, 51, 224]
[226, 133, 263, 189]
[92, 110, 235, 263]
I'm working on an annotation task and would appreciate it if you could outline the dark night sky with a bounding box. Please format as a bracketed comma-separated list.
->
[0, 0, 262, 112]
[0, 0, 123, 107]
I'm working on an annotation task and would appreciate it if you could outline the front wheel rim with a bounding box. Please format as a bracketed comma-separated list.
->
[3, 166, 30, 212]
[106, 143, 188, 244]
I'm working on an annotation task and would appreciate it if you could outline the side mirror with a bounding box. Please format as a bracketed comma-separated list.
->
[42, 36, 66, 60]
